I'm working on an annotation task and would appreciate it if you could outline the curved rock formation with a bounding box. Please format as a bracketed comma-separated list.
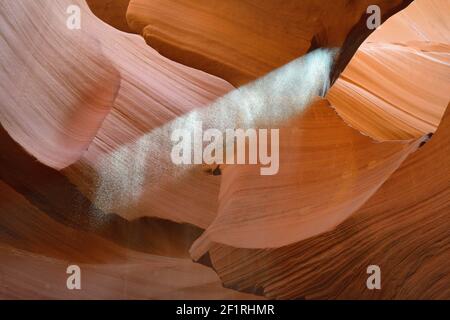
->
[328, 0, 450, 140]
[202, 102, 450, 299]
[88, 47, 336, 227]
[328, 42, 450, 140]
[188, 0, 450, 299]
[86, 0, 132, 33]
[0, 0, 121, 169]
[190, 99, 426, 256]
[0, 204, 255, 300]
[126, 0, 412, 86]
[1, 0, 238, 228]
[0, 0, 448, 300]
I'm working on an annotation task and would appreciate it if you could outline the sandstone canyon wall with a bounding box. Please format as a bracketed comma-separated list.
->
[0, 0, 448, 299]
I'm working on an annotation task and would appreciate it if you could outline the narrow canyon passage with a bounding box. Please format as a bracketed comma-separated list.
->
[0, 0, 448, 299]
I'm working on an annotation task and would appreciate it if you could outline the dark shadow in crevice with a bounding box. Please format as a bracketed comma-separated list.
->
[0, 124, 203, 260]
[327, 0, 414, 87]
[86, 0, 134, 33]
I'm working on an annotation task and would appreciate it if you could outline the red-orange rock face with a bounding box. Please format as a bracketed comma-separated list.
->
[0, 0, 448, 300]
[126, 0, 412, 86]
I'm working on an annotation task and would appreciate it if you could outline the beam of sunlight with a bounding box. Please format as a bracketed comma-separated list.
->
[93, 48, 338, 215]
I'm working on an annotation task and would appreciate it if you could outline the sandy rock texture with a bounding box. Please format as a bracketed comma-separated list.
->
[0, 0, 448, 299]
[125, 0, 412, 86]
